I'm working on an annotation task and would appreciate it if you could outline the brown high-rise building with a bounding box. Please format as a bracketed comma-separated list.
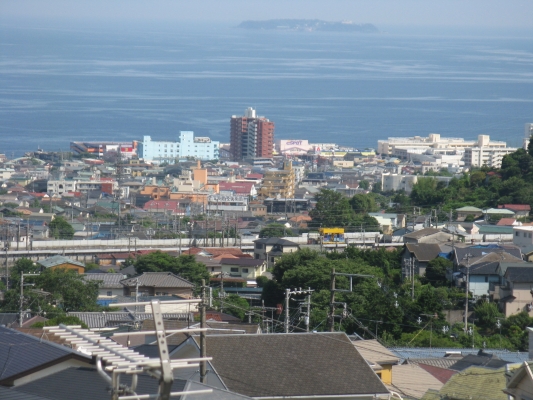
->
[230, 107, 274, 161]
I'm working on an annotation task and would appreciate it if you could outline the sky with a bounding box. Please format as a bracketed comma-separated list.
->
[1, 0, 532, 29]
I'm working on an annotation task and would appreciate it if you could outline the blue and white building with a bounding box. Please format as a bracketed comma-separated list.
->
[138, 132, 219, 164]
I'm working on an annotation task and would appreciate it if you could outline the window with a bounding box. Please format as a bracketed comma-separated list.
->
[530, 233, 532, 239]
[230, 267, 239, 273]
[107, 291, 112, 296]
[516, 232, 520, 236]
[211, 267, 215, 272]
[242, 268, 249, 273]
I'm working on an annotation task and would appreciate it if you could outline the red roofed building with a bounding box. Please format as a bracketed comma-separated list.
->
[219, 181, 257, 197]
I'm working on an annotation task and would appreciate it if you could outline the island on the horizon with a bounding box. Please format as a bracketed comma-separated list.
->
[237, 19, 379, 33]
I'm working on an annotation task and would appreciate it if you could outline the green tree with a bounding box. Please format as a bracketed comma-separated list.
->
[49, 216, 75, 239]
[259, 223, 293, 238]
[423, 257, 452, 287]
[358, 180, 370, 190]
[134, 251, 210, 289]
[349, 194, 378, 214]
[216, 294, 250, 320]
[309, 188, 355, 229]
[474, 301, 501, 329]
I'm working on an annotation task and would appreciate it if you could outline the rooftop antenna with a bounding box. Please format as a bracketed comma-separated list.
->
[44, 299, 212, 400]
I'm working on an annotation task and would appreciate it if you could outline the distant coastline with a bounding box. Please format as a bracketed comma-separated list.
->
[237, 19, 379, 33]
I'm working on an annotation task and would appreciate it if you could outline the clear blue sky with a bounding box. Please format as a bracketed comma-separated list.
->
[1, 0, 532, 29]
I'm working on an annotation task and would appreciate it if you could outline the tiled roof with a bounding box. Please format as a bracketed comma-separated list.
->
[417, 363, 457, 384]
[405, 243, 442, 262]
[37, 255, 85, 269]
[67, 311, 193, 329]
[5, 367, 187, 400]
[121, 272, 194, 288]
[0, 386, 50, 400]
[505, 266, 533, 283]
[496, 218, 518, 226]
[184, 247, 247, 257]
[0, 327, 91, 385]
[436, 366, 512, 400]
[403, 228, 440, 239]
[454, 245, 523, 266]
[351, 339, 399, 365]
[82, 273, 125, 288]
[499, 204, 531, 211]
[203, 333, 389, 398]
[253, 237, 300, 246]
[387, 364, 443, 399]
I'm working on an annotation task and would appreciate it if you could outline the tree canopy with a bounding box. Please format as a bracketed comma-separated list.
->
[259, 223, 293, 238]
[49, 216, 75, 239]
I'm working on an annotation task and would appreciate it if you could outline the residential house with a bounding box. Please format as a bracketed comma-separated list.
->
[253, 237, 300, 268]
[504, 359, 533, 400]
[455, 206, 483, 221]
[351, 339, 399, 385]
[498, 266, 533, 317]
[219, 258, 267, 283]
[171, 333, 390, 399]
[121, 272, 195, 298]
[0, 326, 92, 387]
[388, 364, 444, 399]
[499, 203, 531, 218]
[67, 311, 193, 330]
[82, 273, 126, 298]
[514, 226, 533, 249]
[37, 255, 85, 273]
[402, 243, 443, 280]
[403, 228, 452, 244]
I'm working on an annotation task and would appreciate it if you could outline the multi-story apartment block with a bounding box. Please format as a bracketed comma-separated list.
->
[230, 107, 274, 161]
[259, 161, 295, 199]
[138, 132, 219, 164]
[463, 146, 517, 168]
[523, 123, 533, 150]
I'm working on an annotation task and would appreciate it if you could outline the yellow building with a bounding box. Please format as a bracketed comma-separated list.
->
[37, 255, 85, 274]
[319, 228, 345, 244]
[258, 161, 295, 199]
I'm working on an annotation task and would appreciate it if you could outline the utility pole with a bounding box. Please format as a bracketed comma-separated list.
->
[411, 258, 415, 300]
[463, 253, 473, 332]
[20, 272, 40, 326]
[135, 278, 139, 315]
[200, 279, 207, 383]
[285, 287, 314, 333]
[328, 270, 373, 332]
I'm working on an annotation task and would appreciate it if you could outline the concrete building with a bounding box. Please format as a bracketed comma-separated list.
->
[378, 134, 507, 156]
[230, 107, 274, 161]
[463, 146, 517, 168]
[207, 193, 249, 213]
[523, 123, 533, 150]
[138, 132, 219, 164]
[259, 161, 296, 199]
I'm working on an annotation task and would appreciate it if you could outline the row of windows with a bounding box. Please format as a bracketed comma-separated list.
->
[516, 231, 532, 238]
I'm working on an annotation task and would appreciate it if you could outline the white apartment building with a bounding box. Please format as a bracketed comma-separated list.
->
[523, 123, 533, 150]
[513, 226, 533, 249]
[463, 146, 517, 168]
[47, 179, 78, 195]
[206, 193, 249, 213]
[138, 131, 219, 164]
[378, 134, 507, 156]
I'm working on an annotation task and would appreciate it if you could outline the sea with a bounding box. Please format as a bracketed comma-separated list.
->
[0, 20, 532, 157]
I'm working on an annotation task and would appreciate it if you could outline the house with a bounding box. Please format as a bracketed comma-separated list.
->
[388, 364, 443, 399]
[171, 333, 390, 399]
[67, 311, 193, 330]
[0, 326, 92, 387]
[351, 339, 399, 385]
[401, 243, 443, 280]
[403, 228, 452, 244]
[219, 258, 267, 282]
[423, 366, 513, 400]
[498, 266, 533, 317]
[498, 203, 531, 218]
[504, 360, 533, 400]
[514, 226, 533, 249]
[121, 272, 195, 298]
[82, 273, 126, 298]
[36, 255, 85, 273]
[253, 237, 300, 268]
[455, 206, 483, 221]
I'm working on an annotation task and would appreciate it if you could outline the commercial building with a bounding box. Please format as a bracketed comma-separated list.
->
[230, 107, 274, 161]
[138, 132, 219, 164]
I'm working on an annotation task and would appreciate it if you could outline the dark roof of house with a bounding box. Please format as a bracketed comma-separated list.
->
[454, 245, 522, 266]
[133, 344, 179, 358]
[405, 243, 442, 262]
[0, 326, 91, 385]
[253, 237, 300, 246]
[121, 272, 194, 288]
[505, 266, 533, 283]
[219, 258, 265, 267]
[448, 351, 509, 371]
[67, 311, 193, 329]
[4, 367, 187, 400]
[0, 313, 18, 328]
[0, 386, 50, 400]
[201, 332, 389, 398]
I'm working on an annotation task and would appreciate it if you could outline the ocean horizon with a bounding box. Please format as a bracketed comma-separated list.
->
[0, 20, 532, 157]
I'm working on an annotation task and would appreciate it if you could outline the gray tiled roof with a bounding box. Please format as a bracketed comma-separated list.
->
[390, 347, 529, 364]
[82, 273, 125, 288]
[7, 367, 187, 400]
[67, 311, 193, 329]
[0, 386, 50, 400]
[405, 243, 442, 262]
[203, 332, 389, 398]
[403, 228, 440, 239]
[253, 237, 300, 246]
[0, 326, 91, 385]
[121, 272, 194, 288]
[505, 266, 533, 283]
